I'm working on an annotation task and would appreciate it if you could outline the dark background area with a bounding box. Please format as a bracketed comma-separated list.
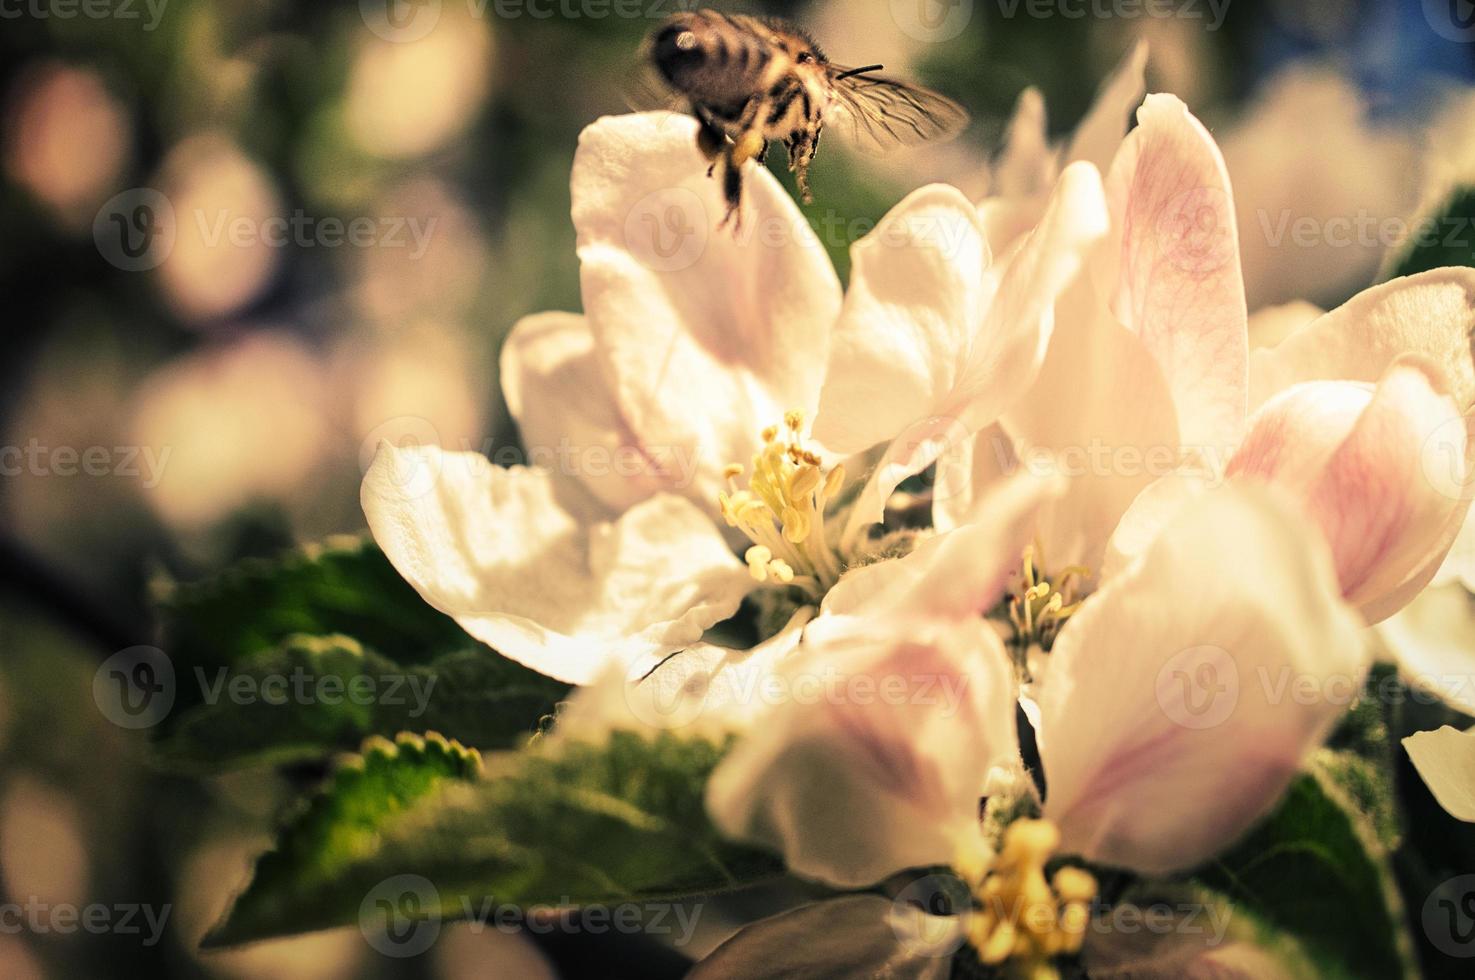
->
[2, 0, 1475, 976]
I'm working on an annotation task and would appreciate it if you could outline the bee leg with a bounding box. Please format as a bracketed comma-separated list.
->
[716, 127, 764, 232]
[784, 131, 817, 204]
[716, 146, 744, 232]
[696, 115, 725, 178]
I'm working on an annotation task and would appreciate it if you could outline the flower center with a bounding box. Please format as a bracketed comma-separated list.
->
[1003, 544, 1089, 655]
[718, 411, 845, 601]
[956, 819, 1097, 978]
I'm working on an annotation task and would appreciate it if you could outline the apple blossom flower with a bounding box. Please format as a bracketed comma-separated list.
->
[950, 81, 1475, 628]
[362, 110, 1107, 684]
[704, 485, 1364, 975]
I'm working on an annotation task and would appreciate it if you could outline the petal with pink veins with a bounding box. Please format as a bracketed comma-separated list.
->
[1104, 93, 1248, 455]
[1038, 485, 1366, 875]
[707, 619, 1020, 889]
[1227, 359, 1471, 622]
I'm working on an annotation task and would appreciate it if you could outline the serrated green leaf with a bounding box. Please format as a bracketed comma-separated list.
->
[155, 636, 569, 769]
[205, 730, 783, 947]
[157, 535, 471, 672]
[1193, 764, 1416, 980]
[1382, 186, 1475, 281]
[205, 731, 484, 946]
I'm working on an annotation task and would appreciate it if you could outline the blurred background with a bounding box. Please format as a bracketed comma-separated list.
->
[2, 0, 1475, 976]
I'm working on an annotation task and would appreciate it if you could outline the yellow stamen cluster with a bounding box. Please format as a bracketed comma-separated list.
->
[718, 411, 844, 599]
[1007, 545, 1089, 652]
[960, 820, 1097, 979]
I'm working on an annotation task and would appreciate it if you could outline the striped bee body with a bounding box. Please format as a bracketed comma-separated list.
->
[644, 12, 967, 230]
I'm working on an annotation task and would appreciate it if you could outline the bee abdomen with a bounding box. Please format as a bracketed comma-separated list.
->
[651, 12, 773, 104]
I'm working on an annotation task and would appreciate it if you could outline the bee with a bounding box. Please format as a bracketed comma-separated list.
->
[642, 11, 968, 228]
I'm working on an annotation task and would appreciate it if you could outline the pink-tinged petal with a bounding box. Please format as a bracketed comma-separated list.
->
[1063, 39, 1148, 177]
[573, 113, 842, 511]
[1227, 360, 1471, 622]
[501, 312, 682, 515]
[819, 471, 1055, 638]
[1404, 725, 1475, 823]
[833, 166, 1109, 542]
[707, 619, 1019, 888]
[1105, 93, 1248, 455]
[1248, 268, 1475, 413]
[1039, 486, 1366, 875]
[361, 441, 752, 684]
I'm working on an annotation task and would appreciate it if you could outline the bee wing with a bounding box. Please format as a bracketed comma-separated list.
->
[824, 66, 969, 155]
[621, 61, 687, 114]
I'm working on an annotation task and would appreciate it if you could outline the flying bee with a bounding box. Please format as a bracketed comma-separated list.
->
[641, 11, 968, 228]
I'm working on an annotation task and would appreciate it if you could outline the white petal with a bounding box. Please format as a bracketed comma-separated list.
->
[1104, 94, 1248, 454]
[555, 607, 813, 744]
[992, 86, 1053, 199]
[361, 441, 751, 684]
[707, 619, 1019, 888]
[573, 112, 841, 511]
[501, 311, 678, 514]
[828, 167, 1108, 541]
[1433, 508, 1475, 591]
[820, 470, 1053, 637]
[1039, 485, 1366, 874]
[1377, 584, 1475, 715]
[813, 184, 990, 459]
[1249, 268, 1475, 414]
[1404, 725, 1475, 823]
[1247, 300, 1324, 352]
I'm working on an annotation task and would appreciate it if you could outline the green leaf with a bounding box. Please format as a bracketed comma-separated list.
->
[157, 535, 472, 672]
[1382, 186, 1475, 280]
[206, 730, 484, 947]
[1193, 761, 1417, 980]
[205, 730, 783, 947]
[156, 636, 569, 769]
